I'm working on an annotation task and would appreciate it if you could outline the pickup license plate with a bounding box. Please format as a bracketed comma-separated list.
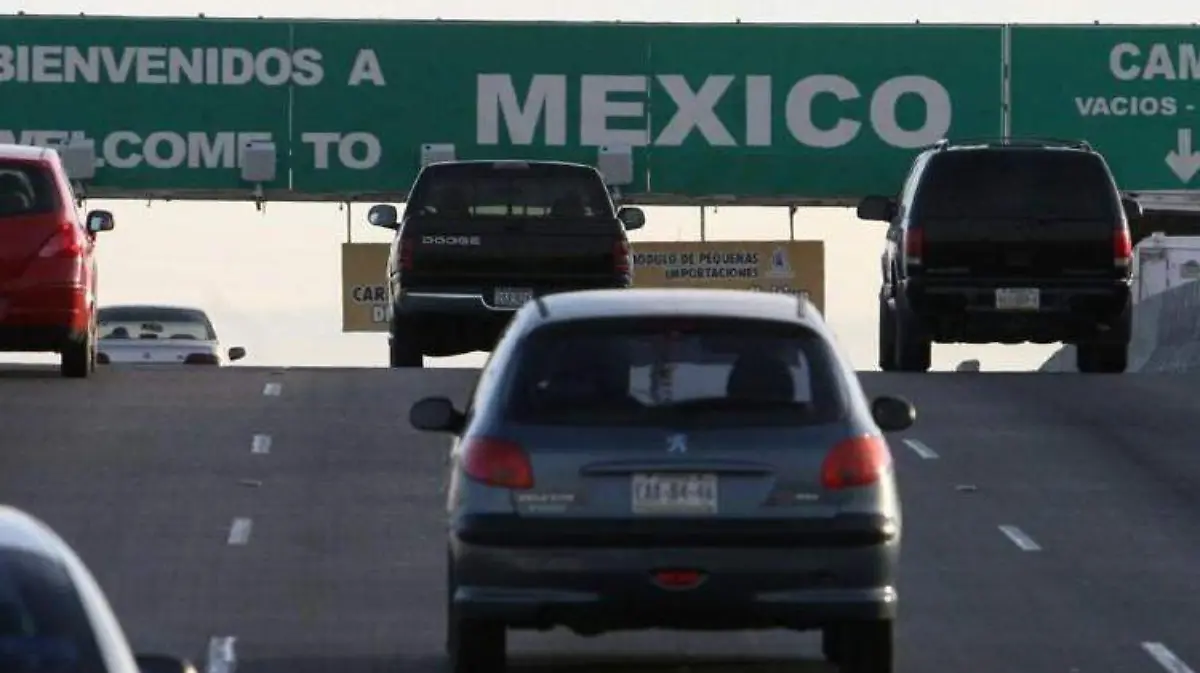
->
[493, 287, 533, 309]
[995, 288, 1040, 311]
[632, 473, 718, 515]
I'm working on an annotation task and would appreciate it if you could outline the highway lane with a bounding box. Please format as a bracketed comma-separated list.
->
[0, 365, 1198, 672]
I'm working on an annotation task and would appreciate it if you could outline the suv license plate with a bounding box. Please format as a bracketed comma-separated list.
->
[995, 288, 1040, 311]
[494, 287, 533, 309]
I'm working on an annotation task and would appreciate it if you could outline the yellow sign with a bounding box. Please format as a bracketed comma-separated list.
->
[342, 243, 391, 332]
[631, 241, 825, 314]
[340, 239, 826, 332]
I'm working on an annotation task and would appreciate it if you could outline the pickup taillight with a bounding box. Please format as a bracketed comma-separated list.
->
[399, 237, 415, 271]
[903, 227, 923, 267]
[1114, 227, 1132, 269]
[614, 239, 631, 278]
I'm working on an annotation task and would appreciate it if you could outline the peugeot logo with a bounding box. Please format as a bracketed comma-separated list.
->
[666, 433, 688, 454]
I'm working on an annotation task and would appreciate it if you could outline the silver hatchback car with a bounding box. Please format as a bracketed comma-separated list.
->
[410, 288, 916, 673]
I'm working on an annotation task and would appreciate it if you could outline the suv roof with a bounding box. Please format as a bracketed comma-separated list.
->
[526, 288, 823, 329]
[925, 136, 1094, 154]
[426, 159, 599, 171]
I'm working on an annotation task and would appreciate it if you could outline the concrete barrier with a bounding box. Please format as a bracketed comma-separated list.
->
[1038, 281, 1197, 372]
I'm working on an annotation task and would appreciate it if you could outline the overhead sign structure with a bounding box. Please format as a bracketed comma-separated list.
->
[340, 240, 825, 332]
[0, 16, 1003, 204]
[630, 241, 825, 314]
[1010, 26, 1200, 191]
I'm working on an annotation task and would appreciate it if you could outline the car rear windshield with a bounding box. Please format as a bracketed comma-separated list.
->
[0, 549, 105, 673]
[406, 163, 614, 219]
[98, 307, 217, 341]
[914, 150, 1119, 220]
[0, 162, 57, 220]
[501, 317, 848, 428]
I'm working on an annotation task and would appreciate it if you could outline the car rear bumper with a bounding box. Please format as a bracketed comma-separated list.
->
[900, 277, 1131, 343]
[0, 324, 78, 352]
[450, 515, 899, 632]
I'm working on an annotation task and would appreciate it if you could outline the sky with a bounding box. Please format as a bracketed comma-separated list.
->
[5, 0, 1191, 371]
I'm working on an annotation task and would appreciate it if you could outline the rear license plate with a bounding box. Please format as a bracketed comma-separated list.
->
[632, 473, 718, 515]
[493, 287, 534, 309]
[995, 288, 1040, 311]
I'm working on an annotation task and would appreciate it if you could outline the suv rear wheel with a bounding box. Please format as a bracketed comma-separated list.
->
[838, 619, 894, 673]
[447, 615, 505, 673]
[878, 299, 898, 372]
[1076, 342, 1128, 373]
[388, 316, 423, 368]
[893, 302, 931, 373]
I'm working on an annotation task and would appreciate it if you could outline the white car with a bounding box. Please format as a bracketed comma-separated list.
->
[0, 505, 198, 673]
[96, 305, 246, 366]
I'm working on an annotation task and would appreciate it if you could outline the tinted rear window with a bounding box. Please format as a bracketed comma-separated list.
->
[501, 317, 847, 428]
[0, 549, 105, 673]
[0, 163, 57, 219]
[915, 150, 1119, 220]
[406, 163, 614, 218]
[98, 307, 216, 341]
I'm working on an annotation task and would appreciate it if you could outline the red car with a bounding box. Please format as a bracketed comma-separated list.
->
[0, 144, 113, 378]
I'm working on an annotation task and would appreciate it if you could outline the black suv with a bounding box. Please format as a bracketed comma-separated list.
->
[857, 138, 1141, 374]
[367, 160, 645, 368]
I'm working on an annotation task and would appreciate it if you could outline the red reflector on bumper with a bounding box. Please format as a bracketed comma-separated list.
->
[653, 569, 705, 590]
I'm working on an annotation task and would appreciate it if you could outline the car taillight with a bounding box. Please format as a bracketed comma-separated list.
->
[183, 353, 220, 365]
[821, 435, 891, 490]
[399, 237, 414, 271]
[614, 239, 631, 275]
[38, 222, 84, 259]
[903, 227, 923, 266]
[460, 437, 534, 490]
[1114, 227, 1132, 268]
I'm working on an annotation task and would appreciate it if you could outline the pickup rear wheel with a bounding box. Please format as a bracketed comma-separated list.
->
[893, 303, 931, 373]
[448, 616, 506, 673]
[838, 619, 894, 673]
[388, 319, 423, 368]
[878, 299, 898, 372]
[1077, 342, 1128, 373]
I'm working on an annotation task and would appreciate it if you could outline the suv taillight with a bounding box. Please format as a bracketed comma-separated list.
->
[38, 222, 85, 259]
[903, 227, 923, 267]
[614, 239, 631, 276]
[399, 237, 415, 271]
[183, 353, 220, 365]
[1114, 227, 1132, 269]
[461, 436, 534, 490]
[821, 435, 891, 490]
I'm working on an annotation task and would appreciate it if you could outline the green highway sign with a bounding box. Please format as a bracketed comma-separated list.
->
[1010, 26, 1200, 192]
[0, 15, 1005, 204]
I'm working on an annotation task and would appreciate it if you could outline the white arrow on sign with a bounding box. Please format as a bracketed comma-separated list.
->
[1165, 129, 1200, 183]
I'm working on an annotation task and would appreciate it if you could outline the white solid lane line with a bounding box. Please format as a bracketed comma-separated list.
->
[205, 636, 237, 673]
[902, 438, 938, 459]
[227, 518, 253, 545]
[1144, 642, 1197, 673]
[251, 434, 272, 454]
[262, 382, 282, 396]
[998, 525, 1042, 551]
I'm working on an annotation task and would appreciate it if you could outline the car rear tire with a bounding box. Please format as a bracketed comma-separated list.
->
[448, 615, 505, 673]
[388, 317, 423, 369]
[822, 625, 843, 663]
[838, 619, 894, 673]
[1076, 342, 1128, 373]
[61, 322, 94, 379]
[878, 299, 898, 372]
[893, 301, 931, 373]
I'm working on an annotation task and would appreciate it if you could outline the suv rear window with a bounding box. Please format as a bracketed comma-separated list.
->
[915, 150, 1119, 220]
[406, 163, 614, 219]
[502, 317, 847, 428]
[0, 549, 104, 672]
[0, 163, 57, 219]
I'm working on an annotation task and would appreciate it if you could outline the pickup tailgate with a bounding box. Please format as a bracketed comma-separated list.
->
[403, 216, 623, 286]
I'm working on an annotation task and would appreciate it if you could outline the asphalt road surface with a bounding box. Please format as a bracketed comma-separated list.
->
[1, 364, 1199, 673]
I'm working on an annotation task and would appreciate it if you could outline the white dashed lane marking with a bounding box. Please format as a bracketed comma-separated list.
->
[901, 438, 938, 459]
[251, 434, 272, 454]
[1143, 642, 1196, 673]
[262, 382, 282, 396]
[998, 525, 1041, 551]
[205, 635, 237, 673]
[227, 518, 253, 545]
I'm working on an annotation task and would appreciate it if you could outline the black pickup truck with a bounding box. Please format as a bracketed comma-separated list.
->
[367, 160, 644, 368]
[858, 138, 1141, 374]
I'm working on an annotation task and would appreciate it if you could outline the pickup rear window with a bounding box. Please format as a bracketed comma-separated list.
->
[501, 317, 847, 428]
[915, 150, 1119, 220]
[406, 163, 614, 219]
[0, 162, 56, 219]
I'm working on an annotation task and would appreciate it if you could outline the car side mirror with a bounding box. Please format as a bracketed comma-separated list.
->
[134, 654, 199, 673]
[367, 204, 399, 229]
[617, 206, 645, 231]
[1121, 196, 1143, 221]
[227, 346, 246, 362]
[870, 395, 916, 432]
[410, 396, 465, 433]
[857, 195, 896, 223]
[86, 209, 115, 233]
